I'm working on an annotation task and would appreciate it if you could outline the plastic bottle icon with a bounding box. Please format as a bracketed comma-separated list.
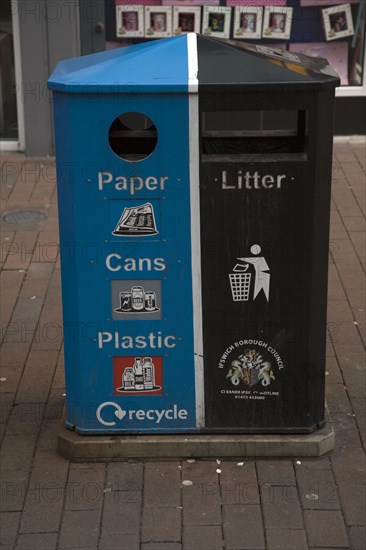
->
[143, 357, 155, 390]
[122, 367, 135, 390]
[134, 357, 144, 390]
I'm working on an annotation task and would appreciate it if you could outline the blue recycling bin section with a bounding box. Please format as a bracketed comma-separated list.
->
[49, 34, 339, 435]
[48, 36, 203, 433]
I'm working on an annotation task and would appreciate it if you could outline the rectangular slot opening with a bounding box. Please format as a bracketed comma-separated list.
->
[201, 110, 308, 162]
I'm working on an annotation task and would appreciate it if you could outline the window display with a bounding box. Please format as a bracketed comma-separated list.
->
[106, 0, 365, 90]
[173, 6, 201, 35]
[322, 3, 355, 41]
[233, 7, 263, 39]
[262, 6, 293, 39]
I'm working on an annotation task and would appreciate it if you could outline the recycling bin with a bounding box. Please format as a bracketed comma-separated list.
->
[48, 34, 339, 434]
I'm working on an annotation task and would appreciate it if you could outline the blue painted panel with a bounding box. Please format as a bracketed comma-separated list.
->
[48, 35, 189, 93]
[52, 89, 197, 433]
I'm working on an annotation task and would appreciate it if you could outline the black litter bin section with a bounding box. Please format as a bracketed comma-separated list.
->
[197, 38, 340, 433]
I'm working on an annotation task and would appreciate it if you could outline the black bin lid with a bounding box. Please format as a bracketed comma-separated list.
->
[197, 35, 340, 89]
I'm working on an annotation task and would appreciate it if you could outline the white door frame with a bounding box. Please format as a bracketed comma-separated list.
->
[0, 4, 25, 152]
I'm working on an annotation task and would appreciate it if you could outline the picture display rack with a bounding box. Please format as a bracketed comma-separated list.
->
[105, 0, 365, 89]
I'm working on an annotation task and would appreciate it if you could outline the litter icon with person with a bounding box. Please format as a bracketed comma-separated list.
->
[229, 244, 270, 302]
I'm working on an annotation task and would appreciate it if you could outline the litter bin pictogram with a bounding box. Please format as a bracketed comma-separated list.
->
[229, 264, 251, 301]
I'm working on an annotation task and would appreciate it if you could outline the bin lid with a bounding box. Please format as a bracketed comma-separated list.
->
[48, 33, 340, 94]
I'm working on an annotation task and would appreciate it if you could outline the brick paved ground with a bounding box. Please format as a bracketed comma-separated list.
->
[0, 138, 365, 550]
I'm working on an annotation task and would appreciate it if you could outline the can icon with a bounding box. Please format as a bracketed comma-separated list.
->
[131, 286, 144, 311]
[145, 291, 156, 311]
[120, 292, 132, 311]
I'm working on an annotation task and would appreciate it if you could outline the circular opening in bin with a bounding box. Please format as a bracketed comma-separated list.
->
[108, 112, 158, 162]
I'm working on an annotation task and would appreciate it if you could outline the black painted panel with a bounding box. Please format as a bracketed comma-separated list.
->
[199, 151, 330, 432]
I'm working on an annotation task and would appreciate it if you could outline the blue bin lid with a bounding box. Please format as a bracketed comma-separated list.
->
[48, 33, 340, 94]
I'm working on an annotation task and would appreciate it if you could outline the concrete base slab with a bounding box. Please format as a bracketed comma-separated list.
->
[58, 421, 335, 461]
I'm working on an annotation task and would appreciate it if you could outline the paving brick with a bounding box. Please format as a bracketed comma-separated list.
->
[328, 300, 354, 323]
[341, 364, 366, 400]
[335, 344, 366, 381]
[8, 299, 43, 328]
[16, 532, 58, 549]
[326, 382, 353, 415]
[0, 434, 37, 512]
[142, 507, 181, 543]
[325, 342, 335, 357]
[0, 161, 20, 198]
[348, 526, 366, 550]
[19, 449, 69, 533]
[99, 533, 139, 550]
[346, 289, 365, 336]
[182, 462, 221, 526]
[15, 350, 58, 403]
[266, 528, 308, 550]
[325, 356, 344, 384]
[331, 445, 366, 486]
[19, 483, 65, 534]
[0, 270, 25, 330]
[44, 265, 61, 298]
[144, 462, 181, 508]
[332, 185, 363, 219]
[5, 403, 44, 435]
[0, 366, 23, 395]
[256, 461, 296, 487]
[31, 305, 63, 351]
[65, 463, 105, 511]
[36, 419, 61, 452]
[182, 481, 221, 526]
[338, 268, 366, 292]
[296, 468, 340, 510]
[350, 231, 366, 269]
[44, 386, 66, 420]
[332, 321, 364, 346]
[58, 509, 101, 548]
[32, 231, 59, 263]
[219, 461, 259, 505]
[3, 231, 39, 270]
[351, 398, 366, 447]
[105, 461, 143, 498]
[331, 413, 362, 447]
[183, 525, 223, 550]
[304, 510, 349, 548]
[327, 271, 347, 302]
[342, 216, 365, 232]
[0, 511, 21, 546]
[336, 482, 366, 526]
[51, 351, 65, 390]
[294, 458, 332, 471]
[101, 490, 141, 535]
[0, 230, 15, 248]
[261, 485, 303, 529]
[223, 505, 265, 550]
[330, 222, 348, 240]
[0, 343, 30, 368]
[141, 544, 181, 550]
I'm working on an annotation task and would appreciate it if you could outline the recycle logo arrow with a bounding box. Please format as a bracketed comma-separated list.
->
[114, 408, 127, 420]
[96, 402, 126, 426]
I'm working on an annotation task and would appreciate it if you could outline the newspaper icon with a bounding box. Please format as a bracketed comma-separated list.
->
[112, 203, 158, 236]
